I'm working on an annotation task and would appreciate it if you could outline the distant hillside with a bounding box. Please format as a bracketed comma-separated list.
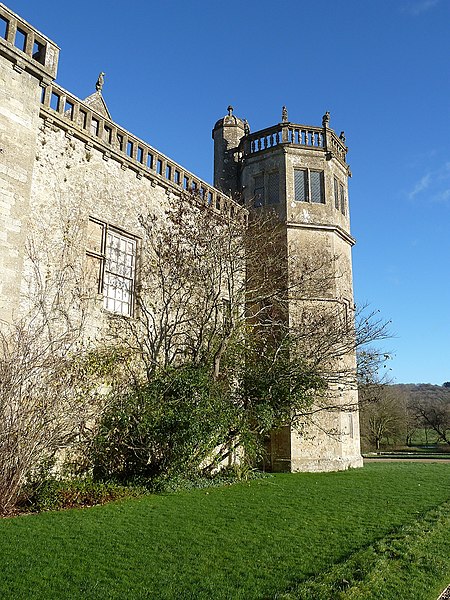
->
[389, 383, 450, 405]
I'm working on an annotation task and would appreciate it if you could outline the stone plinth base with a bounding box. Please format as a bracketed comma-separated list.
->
[271, 454, 363, 473]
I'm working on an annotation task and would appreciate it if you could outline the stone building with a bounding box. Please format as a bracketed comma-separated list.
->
[0, 3, 362, 472]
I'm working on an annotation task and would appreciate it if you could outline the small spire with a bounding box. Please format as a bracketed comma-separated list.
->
[227, 105, 233, 116]
[96, 72, 105, 92]
[282, 106, 288, 122]
[322, 111, 330, 128]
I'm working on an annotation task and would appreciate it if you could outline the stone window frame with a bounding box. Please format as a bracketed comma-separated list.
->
[86, 217, 138, 317]
[294, 168, 325, 204]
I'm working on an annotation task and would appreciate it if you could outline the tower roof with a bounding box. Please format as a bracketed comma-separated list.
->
[213, 105, 245, 131]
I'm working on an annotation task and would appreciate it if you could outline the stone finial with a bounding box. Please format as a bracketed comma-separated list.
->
[282, 106, 288, 122]
[96, 72, 105, 92]
[243, 119, 250, 135]
[322, 111, 330, 128]
[227, 105, 233, 116]
[339, 130, 346, 143]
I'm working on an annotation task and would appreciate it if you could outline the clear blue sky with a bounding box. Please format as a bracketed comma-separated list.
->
[9, 0, 450, 385]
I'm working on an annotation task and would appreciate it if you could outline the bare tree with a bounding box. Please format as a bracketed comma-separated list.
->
[359, 385, 403, 451]
[0, 218, 103, 515]
[101, 194, 391, 470]
[412, 397, 450, 445]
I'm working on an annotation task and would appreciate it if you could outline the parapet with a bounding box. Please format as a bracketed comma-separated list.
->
[39, 80, 244, 220]
[0, 2, 59, 82]
[241, 118, 349, 172]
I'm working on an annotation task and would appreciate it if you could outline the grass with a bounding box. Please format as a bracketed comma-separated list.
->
[0, 463, 449, 599]
[277, 499, 450, 599]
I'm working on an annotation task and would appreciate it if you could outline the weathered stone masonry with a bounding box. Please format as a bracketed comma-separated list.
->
[0, 3, 363, 472]
[213, 107, 362, 472]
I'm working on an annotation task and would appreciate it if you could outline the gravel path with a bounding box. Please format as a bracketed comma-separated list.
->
[364, 457, 450, 463]
[438, 584, 450, 600]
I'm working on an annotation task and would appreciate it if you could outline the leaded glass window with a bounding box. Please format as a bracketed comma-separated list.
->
[86, 218, 137, 317]
[310, 171, 324, 203]
[294, 169, 324, 203]
[104, 230, 136, 316]
[253, 174, 264, 207]
[294, 169, 307, 202]
[334, 177, 340, 209]
[339, 183, 346, 215]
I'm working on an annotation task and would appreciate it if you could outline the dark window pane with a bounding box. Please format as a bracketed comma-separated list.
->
[294, 169, 307, 202]
[253, 174, 264, 207]
[340, 183, 346, 214]
[310, 171, 324, 203]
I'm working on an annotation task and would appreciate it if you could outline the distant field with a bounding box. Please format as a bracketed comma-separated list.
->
[0, 463, 449, 600]
[409, 428, 447, 446]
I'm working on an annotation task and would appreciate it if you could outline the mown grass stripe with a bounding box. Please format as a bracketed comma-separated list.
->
[274, 500, 450, 600]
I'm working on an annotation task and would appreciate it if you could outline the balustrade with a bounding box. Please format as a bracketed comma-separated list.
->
[244, 121, 347, 164]
[39, 81, 240, 218]
[287, 127, 324, 148]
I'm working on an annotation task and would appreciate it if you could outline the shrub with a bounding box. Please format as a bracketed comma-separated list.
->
[20, 478, 147, 512]
[90, 364, 239, 483]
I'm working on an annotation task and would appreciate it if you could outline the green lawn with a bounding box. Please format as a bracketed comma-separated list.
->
[0, 463, 449, 600]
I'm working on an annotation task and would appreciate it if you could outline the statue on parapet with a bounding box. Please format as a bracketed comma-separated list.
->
[339, 130, 346, 143]
[322, 111, 330, 127]
[282, 106, 288, 122]
[96, 72, 105, 92]
[244, 119, 250, 135]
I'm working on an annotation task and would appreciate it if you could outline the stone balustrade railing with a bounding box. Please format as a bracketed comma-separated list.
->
[287, 125, 325, 148]
[0, 3, 59, 80]
[40, 82, 242, 218]
[242, 122, 347, 165]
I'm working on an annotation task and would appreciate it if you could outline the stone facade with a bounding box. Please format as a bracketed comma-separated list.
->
[0, 3, 363, 472]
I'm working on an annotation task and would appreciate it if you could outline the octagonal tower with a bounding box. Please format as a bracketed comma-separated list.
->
[213, 107, 363, 472]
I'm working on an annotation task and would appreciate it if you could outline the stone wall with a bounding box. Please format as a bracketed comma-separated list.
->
[0, 1, 363, 474]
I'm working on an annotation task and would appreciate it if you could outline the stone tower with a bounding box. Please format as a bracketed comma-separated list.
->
[212, 105, 246, 198]
[213, 106, 363, 472]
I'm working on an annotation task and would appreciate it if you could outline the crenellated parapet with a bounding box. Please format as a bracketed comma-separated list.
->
[0, 2, 59, 82]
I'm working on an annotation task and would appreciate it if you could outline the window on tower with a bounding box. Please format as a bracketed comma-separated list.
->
[294, 169, 324, 204]
[334, 177, 347, 215]
[334, 177, 340, 209]
[339, 182, 346, 215]
[253, 174, 264, 207]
